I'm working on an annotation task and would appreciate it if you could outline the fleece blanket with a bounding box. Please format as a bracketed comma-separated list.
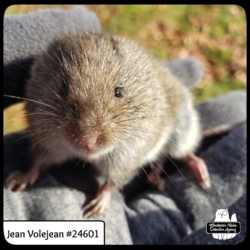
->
[3, 6, 246, 245]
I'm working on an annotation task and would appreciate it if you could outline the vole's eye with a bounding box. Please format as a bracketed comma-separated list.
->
[115, 86, 124, 98]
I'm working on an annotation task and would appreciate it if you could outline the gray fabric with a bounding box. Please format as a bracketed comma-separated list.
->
[196, 90, 246, 129]
[4, 7, 246, 245]
[165, 57, 204, 90]
[4, 6, 101, 108]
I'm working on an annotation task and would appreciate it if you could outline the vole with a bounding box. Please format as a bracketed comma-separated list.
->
[5, 31, 211, 218]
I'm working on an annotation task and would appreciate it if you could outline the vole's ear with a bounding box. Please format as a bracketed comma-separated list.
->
[164, 57, 204, 90]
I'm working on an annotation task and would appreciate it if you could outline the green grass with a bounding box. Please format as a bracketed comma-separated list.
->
[4, 4, 246, 135]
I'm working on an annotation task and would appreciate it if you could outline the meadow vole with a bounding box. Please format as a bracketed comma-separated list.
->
[5, 32, 211, 218]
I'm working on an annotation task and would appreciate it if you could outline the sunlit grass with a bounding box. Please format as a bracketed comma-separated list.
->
[4, 103, 27, 134]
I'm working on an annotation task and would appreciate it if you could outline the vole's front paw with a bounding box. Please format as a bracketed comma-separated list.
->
[82, 193, 111, 219]
[5, 169, 39, 191]
[82, 181, 113, 218]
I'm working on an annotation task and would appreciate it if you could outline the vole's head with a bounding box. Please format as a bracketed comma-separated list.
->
[26, 32, 160, 160]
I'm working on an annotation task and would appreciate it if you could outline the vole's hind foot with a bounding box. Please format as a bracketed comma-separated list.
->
[183, 152, 211, 189]
[5, 168, 40, 191]
[82, 181, 114, 218]
[146, 164, 165, 191]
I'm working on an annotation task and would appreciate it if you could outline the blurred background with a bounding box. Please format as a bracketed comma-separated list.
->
[4, 4, 246, 135]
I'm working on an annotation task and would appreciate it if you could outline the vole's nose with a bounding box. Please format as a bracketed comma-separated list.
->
[73, 130, 100, 149]
[81, 132, 99, 148]
[72, 130, 100, 149]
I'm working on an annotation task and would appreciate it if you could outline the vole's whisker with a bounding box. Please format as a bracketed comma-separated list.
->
[4, 94, 52, 108]
[4, 81, 26, 90]
[21, 134, 51, 155]
[165, 155, 188, 182]
[154, 160, 174, 183]
[140, 165, 152, 183]
[10, 62, 32, 74]
[115, 129, 188, 182]
[118, 125, 189, 152]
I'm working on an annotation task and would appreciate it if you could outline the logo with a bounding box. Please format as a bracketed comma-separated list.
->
[206, 209, 241, 240]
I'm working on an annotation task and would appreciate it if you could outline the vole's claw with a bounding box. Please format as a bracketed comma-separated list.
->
[5, 171, 29, 191]
[82, 181, 113, 218]
[82, 194, 110, 218]
[5, 168, 40, 191]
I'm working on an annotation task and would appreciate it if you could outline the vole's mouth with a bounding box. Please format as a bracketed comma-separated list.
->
[81, 146, 99, 157]
[76, 144, 114, 160]
[68, 135, 113, 160]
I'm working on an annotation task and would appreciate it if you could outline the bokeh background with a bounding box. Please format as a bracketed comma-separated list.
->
[4, 4, 246, 135]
